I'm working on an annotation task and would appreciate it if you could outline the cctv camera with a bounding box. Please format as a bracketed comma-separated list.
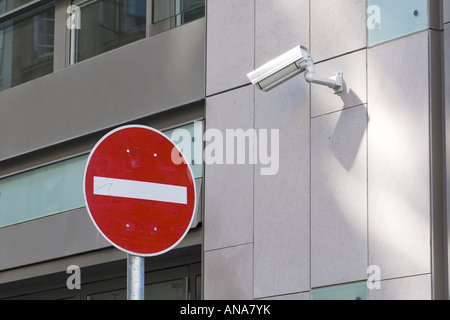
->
[247, 46, 310, 92]
[247, 45, 343, 94]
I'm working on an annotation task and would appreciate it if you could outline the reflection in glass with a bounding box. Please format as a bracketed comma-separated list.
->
[70, 0, 147, 64]
[0, 1, 54, 91]
[153, 0, 205, 24]
[152, 0, 205, 34]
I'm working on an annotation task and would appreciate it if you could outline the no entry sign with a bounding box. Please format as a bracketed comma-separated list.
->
[83, 125, 196, 257]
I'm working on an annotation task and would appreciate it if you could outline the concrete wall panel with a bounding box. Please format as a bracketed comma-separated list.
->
[204, 86, 254, 251]
[311, 0, 366, 61]
[204, 244, 253, 300]
[368, 32, 431, 280]
[369, 274, 432, 300]
[206, 0, 254, 96]
[311, 105, 368, 288]
[254, 77, 310, 298]
[311, 49, 367, 118]
[255, 0, 309, 66]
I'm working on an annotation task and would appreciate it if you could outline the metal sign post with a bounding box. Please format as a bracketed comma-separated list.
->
[127, 254, 145, 300]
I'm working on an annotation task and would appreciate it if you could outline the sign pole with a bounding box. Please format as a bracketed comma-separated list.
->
[127, 254, 145, 300]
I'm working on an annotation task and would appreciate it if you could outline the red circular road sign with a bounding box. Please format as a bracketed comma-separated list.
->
[83, 125, 196, 257]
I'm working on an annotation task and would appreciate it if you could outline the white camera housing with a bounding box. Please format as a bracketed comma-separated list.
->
[247, 45, 343, 94]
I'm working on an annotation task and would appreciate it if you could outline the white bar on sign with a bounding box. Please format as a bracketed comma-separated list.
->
[93, 176, 188, 204]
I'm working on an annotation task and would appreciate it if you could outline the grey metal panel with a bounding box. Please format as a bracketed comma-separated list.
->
[0, 102, 204, 178]
[0, 18, 206, 161]
[429, 30, 446, 300]
[0, 207, 109, 271]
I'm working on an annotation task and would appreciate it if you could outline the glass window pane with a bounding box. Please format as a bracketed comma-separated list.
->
[153, 0, 205, 26]
[0, 155, 87, 228]
[0, 0, 34, 14]
[181, 0, 205, 24]
[367, 0, 429, 47]
[71, 0, 146, 64]
[310, 282, 369, 300]
[0, 1, 54, 91]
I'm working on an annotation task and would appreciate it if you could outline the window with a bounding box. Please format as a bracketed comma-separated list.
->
[152, 0, 205, 34]
[0, 154, 87, 229]
[0, 0, 34, 14]
[0, 0, 204, 81]
[0, 1, 54, 91]
[70, 0, 147, 64]
[0, 256, 201, 300]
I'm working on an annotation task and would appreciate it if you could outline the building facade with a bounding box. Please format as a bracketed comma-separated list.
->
[0, 0, 449, 300]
